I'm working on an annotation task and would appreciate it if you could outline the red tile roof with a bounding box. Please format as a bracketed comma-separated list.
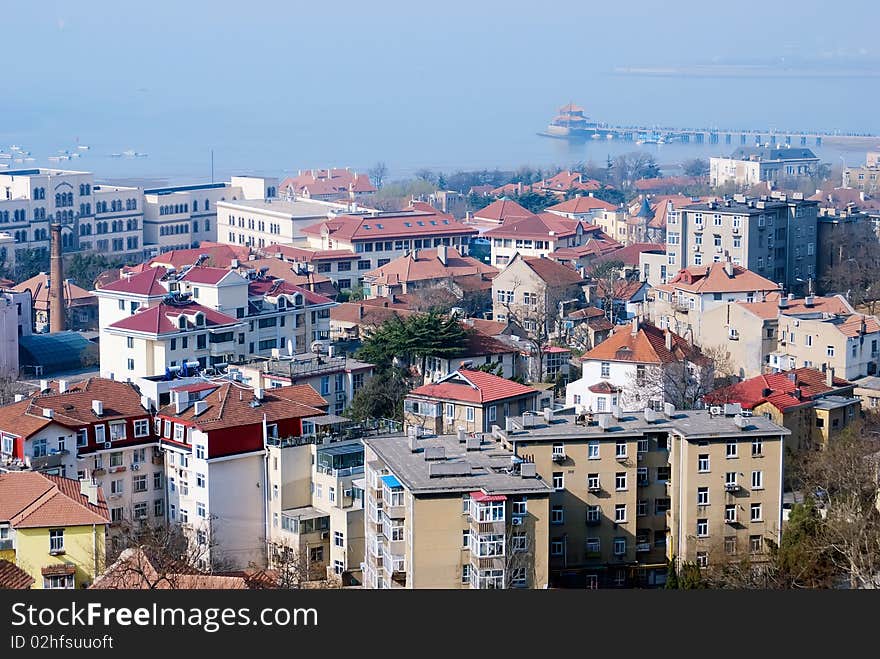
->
[14, 273, 96, 311]
[364, 247, 497, 287]
[661, 263, 779, 295]
[550, 238, 622, 261]
[263, 245, 356, 262]
[0, 472, 109, 528]
[472, 199, 535, 223]
[546, 196, 618, 214]
[147, 242, 252, 270]
[592, 242, 665, 267]
[246, 280, 333, 305]
[738, 292, 853, 320]
[96, 266, 169, 296]
[232, 258, 335, 294]
[837, 314, 880, 337]
[519, 256, 585, 287]
[179, 266, 235, 285]
[704, 367, 853, 411]
[279, 169, 376, 197]
[461, 318, 509, 336]
[301, 206, 475, 242]
[583, 321, 706, 365]
[588, 381, 621, 394]
[108, 300, 240, 334]
[409, 369, 538, 404]
[0, 560, 34, 589]
[595, 279, 646, 301]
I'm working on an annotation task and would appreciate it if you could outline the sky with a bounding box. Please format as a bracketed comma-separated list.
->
[2, 0, 879, 181]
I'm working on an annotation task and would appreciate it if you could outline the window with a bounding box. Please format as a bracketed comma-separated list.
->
[552, 443, 565, 459]
[109, 452, 123, 468]
[49, 529, 64, 553]
[696, 552, 708, 568]
[637, 438, 649, 454]
[637, 500, 647, 517]
[615, 441, 627, 458]
[697, 487, 709, 506]
[134, 419, 149, 438]
[196, 473, 205, 488]
[197, 502, 206, 518]
[43, 574, 74, 589]
[76, 428, 88, 447]
[466, 407, 474, 422]
[752, 470, 763, 489]
[445, 403, 454, 419]
[613, 537, 626, 556]
[750, 535, 763, 553]
[750, 503, 762, 522]
[462, 530, 470, 549]
[133, 502, 148, 520]
[655, 498, 670, 515]
[550, 540, 564, 556]
[333, 531, 344, 548]
[551, 505, 564, 524]
[111, 507, 124, 523]
[195, 444, 205, 460]
[826, 345, 835, 357]
[726, 440, 738, 458]
[614, 504, 626, 523]
[615, 472, 627, 491]
[696, 519, 708, 537]
[751, 439, 763, 456]
[600, 361, 610, 377]
[310, 546, 323, 563]
[698, 454, 709, 472]
[461, 564, 471, 584]
[587, 473, 600, 490]
[588, 441, 599, 459]
[725, 504, 737, 523]
[656, 465, 671, 481]
[133, 475, 147, 493]
[586, 505, 600, 523]
[552, 472, 564, 490]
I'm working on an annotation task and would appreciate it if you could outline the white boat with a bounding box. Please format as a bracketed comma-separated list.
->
[134, 152, 148, 158]
[110, 153, 122, 158]
[23, 157, 35, 162]
[122, 149, 136, 157]
[9, 145, 21, 151]
[48, 156, 63, 162]
[0, 153, 11, 159]
[77, 145, 90, 150]
[0, 163, 8, 169]
[606, 133, 614, 139]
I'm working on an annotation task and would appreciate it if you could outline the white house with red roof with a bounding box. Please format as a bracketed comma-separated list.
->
[154, 381, 327, 568]
[279, 168, 376, 201]
[404, 369, 541, 436]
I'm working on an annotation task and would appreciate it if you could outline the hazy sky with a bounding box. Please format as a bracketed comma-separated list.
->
[3, 1, 879, 180]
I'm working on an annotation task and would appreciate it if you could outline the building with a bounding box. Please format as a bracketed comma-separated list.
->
[0, 168, 144, 262]
[490, 404, 787, 587]
[421, 332, 520, 384]
[0, 471, 109, 589]
[0, 289, 27, 376]
[565, 319, 709, 412]
[815, 206, 873, 286]
[704, 367, 859, 453]
[404, 369, 541, 436]
[669, 193, 819, 293]
[362, 245, 497, 300]
[154, 381, 328, 568]
[13, 272, 97, 332]
[329, 301, 414, 342]
[96, 264, 334, 380]
[257, 245, 360, 293]
[710, 147, 820, 188]
[299, 203, 478, 280]
[362, 431, 552, 588]
[842, 154, 880, 193]
[0, 377, 160, 533]
[279, 168, 376, 201]
[653, 261, 780, 345]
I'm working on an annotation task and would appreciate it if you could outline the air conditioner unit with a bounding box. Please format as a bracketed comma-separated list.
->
[511, 516, 523, 526]
[131, 463, 140, 471]
[320, 531, 330, 540]
[710, 406, 723, 416]
[103, 442, 112, 449]
[344, 489, 353, 498]
[725, 483, 740, 492]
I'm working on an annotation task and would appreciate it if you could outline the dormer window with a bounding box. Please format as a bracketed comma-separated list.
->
[277, 296, 287, 310]
[292, 293, 303, 306]
[177, 316, 187, 330]
[195, 313, 205, 327]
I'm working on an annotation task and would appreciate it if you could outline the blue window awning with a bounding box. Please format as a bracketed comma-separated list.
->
[380, 474, 403, 489]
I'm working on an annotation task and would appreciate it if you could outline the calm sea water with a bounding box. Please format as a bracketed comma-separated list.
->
[2, 73, 877, 187]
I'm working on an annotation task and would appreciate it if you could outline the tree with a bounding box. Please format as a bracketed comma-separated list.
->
[587, 259, 627, 324]
[0, 376, 29, 406]
[682, 158, 709, 177]
[265, 539, 341, 589]
[65, 253, 126, 289]
[510, 191, 554, 214]
[368, 162, 388, 189]
[13, 248, 49, 281]
[610, 152, 661, 188]
[414, 168, 437, 185]
[346, 367, 411, 421]
[625, 352, 715, 410]
[819, 219, 880, 312]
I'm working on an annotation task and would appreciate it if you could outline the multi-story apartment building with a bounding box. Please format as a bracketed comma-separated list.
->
[236, 351, 375, 416]
[0, 472, 109, 589]
[255, 245, 359, 293]
[565, 319, 707, 412]
[96, 264, 334, 380]
[710, 147, 819, 188]
[0, 168, 144, 262]
[653, 261, 779, 344]
[362, 431, 552, 588]
[0, 378, 160, 534]
[705, 367, 859, 453]
[155, 381, 327, 568]
[300, 203, 478, 279]
[771, 310, 880, 380]
[815, 207, 872, 286]
[0, 289, 28, 376]
[843, 153, 880, 192]
[491, 404, 787, 587]
[698, 292, 853, 379]
[669, 193, 819, 293]
[403, 369, 541, 436]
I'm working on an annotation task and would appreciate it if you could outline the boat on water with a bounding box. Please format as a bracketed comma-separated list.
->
[110, 153, 122, 158]
[0, 153, 11, 160]
[9, 145, 21, 151]
[539, 102, 605, 139]
[77, 145, 90, 150]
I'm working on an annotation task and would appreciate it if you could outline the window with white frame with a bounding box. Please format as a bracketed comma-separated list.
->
[109, 422, 126, 441]
[726, 440, 738, 458]
[752, 439, 763, 456]
[461, 564, 471, 584]
[196, 473, 205, 488]
[134, 419, 149, 438]
[752, 470, 763, 489]
[587, 473, 600, 490]
[615, 441, 627, 458]
[725, 472, 737, 487]
[445, 403, 454, 419]
[512, 496, 527, 515]
[462, 530, 470, 549]
[697, 487, 709, 506]
[614, 504, 626, 523]
[585, 537, 600, 554]
[725, 504, 737, 523]
[49, 529, 64, 553]
[588, 441, 599, 459]
[750, 535, 763, 553]
[586, 505, 600, 522]
[750, 503, 762, 522]
[552, 472, 564, 490]
[197, 502, 206, 518]
[173, 424, 185, 442]
[601, 362, 610, 377]
[637, 438, 648, 454]
[466, 407, 474, 422]
[551, 505, 564, 524]
[613, 537, 626, 555]
[76, 428, 88, 447]
[696, 551, 708, 568]
[511, 532, 527, 553]
[696, 519, 708, 537]
[43, 574, 74, 589]
[552, 443, 565, 459]
[550, 540, 564, 556]
[195, 444, 205, 460]
[698, 454, 710, 472]
[615, 472, 627, 491]
[637, 500, 647, 517]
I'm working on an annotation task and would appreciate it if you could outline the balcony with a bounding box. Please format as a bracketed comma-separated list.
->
[469, 518, 505, 535]
[384, 504, 405, 519]
[672, 302, 690, 313]
[724, 483, 741, 493]
[725, 518, 738, 525]
[587, 484, 602, 494]
[552, 453, 567, 464]
[470, 554, 505, 572]
[636, 543, 651, 553]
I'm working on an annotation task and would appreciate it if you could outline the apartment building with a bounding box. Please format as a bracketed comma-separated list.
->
[403, 369, 541, 436]
[155, 382, 327, 568]
[491, 404, 787, 586]
[0, 472, 109, 589]
[279, 168, 376, 201]
[565, 319, 708, 412]
[258, 245, 360, 292]
[771, 310, 880, 380]
[843, 153, 880, 192]
[329, 301, 413, 342]
[815, 207, 873, 285]
[669, 193, 819, 293]
[96, 264, 334, 380]
[142, 178, 271, 254]
[0, 290, 27, 376]
[300, 203, 478, 278]
[0, 378, 161, 533]
[653, 261, 780, 344]
[705, 367, 859, 453]
[710, 147, 819, 188]
[698, 292, 853, 379]
[236, 352, 375, 416]
[362, 432, 552, 588]
[0, 168, 144, 262]
[217, 195, 351, 251]
[266, 438, 366, 585]
[362, 245, 497, 299]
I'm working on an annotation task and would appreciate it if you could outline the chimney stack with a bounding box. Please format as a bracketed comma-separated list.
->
[665, 329, 673, 351]
[826, 366, 834, 388]
[631, 317, 640, 335]
[437, 244, 448, 266]
[49, 223, 65, 333]
[724, 259, 734, 277]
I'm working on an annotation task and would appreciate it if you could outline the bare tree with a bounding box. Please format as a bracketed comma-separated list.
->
[265, 538, 341, 589]
[368, 162, 388, 189]
[625, 358, 715, 410]
[819, 219, 880, 313]
[0, 376, 30, 406]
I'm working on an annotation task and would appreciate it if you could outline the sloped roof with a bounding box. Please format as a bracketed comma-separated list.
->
[472, 199, 535, 223]
[550, 238, 622, 261]
[583, 321, 706, 365]
[592, 242, 665, 267]
[519, 256, 585, 287]
[364, 247, 497, 287]
[409, 369, 538, 404]
[179, 266, 238, 285]
[738, 292, 853, 320]
[330, 302, 414, 326]
[0, 560, 34, 589]
[546, 195, 618, 214]
[108, 300, 240, 334]
[301, 206, 475, 242]
[96, 266, 169, 296]
[14, 273, 96, 310]
[90, 548, 252, 589]
[0, 472, 109, 528]
[662, 262, 779, 295]
[704, 367, 852, 411]
[146, 242, 251, 270]
[595, 279, 647, 301]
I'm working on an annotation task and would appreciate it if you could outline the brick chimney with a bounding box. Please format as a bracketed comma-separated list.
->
[49, 223, 65, 333]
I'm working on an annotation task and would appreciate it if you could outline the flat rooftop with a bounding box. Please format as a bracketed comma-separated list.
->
[144, 182, 228, 195]
[216, 197, 349, 216]
[364, 434, 553, 497]
[813, 396, 859, 411]
[500, 407, 789, 441]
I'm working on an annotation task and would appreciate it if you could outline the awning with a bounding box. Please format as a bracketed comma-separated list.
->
[41, 564, 76, 577]
[469, 490, 507, 503]
[380, 474, 403, 489]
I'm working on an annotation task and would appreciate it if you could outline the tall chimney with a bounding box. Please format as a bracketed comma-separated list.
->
[49, 223, 65, 333]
